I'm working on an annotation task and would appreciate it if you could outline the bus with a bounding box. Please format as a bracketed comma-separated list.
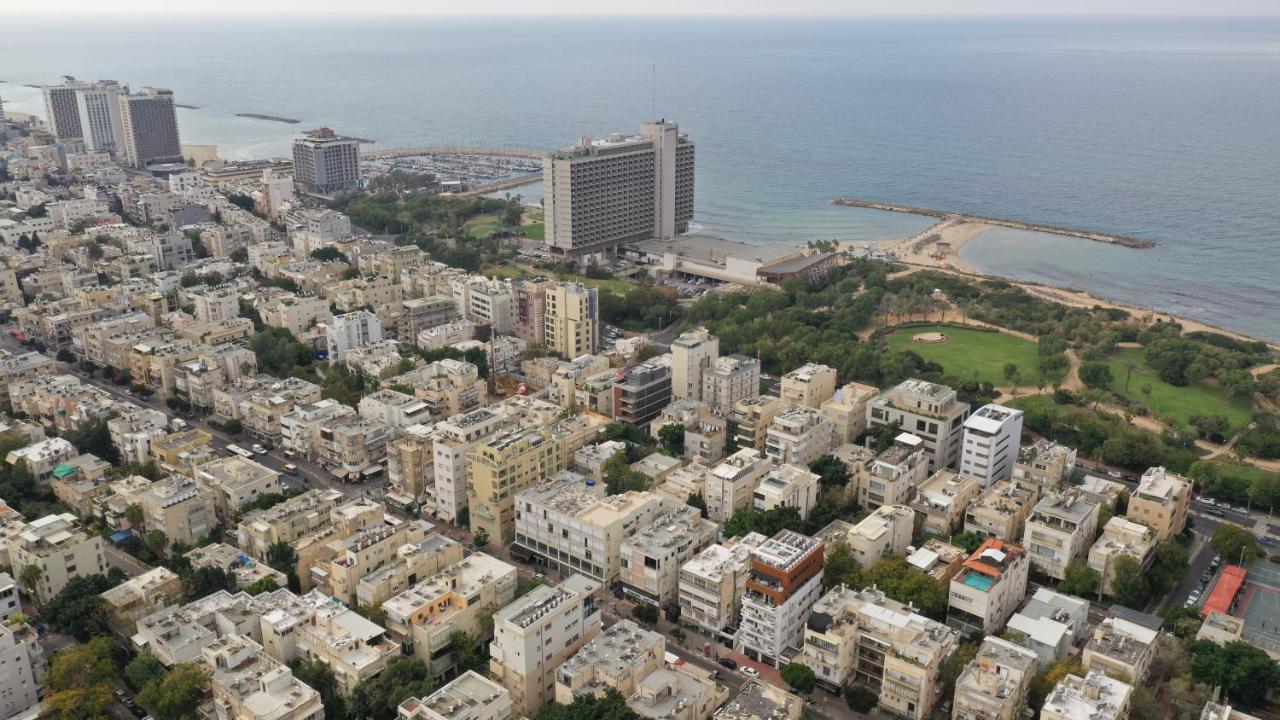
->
[225, 444, 255, 460]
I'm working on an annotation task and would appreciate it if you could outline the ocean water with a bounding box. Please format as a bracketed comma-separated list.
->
[2, 16, 1278, 340]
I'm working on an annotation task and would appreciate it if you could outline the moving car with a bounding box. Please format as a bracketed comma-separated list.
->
[283, 464, 298, 474]
[251, 444, 267, 455]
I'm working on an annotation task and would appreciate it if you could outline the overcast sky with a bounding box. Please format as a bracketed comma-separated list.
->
[10, 0, 1280, 16]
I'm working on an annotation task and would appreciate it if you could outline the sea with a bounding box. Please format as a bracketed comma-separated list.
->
[2, 16, 1278, 341]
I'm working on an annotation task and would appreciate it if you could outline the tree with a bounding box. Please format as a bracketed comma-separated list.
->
[780, 662, 816, 693]
[685, 492, 708, 518]
[664, 602, 681, 623]
[137, 662, 210, 720]
[449, 631, 487, 675]
[844, 684, 879, 713]
[1003, 362, 1020, 392]
[473, 528, 490, 548]
[809, 454, 852, 487]
[291, 659, 346, 720]
[266, 539, 298, 569]
[223, 418, 243, 436]
[1210, 524, 1259, 565]
[310, 246, 347, 263]
[124, 652, 169, 692]
[63, 417, 121, 465]
[1060, 559, 1100, 596]
[184, 566, 237, 600]
[657, 422, 685, 457]
[42, 637, 118, 720]
[1080, 361, 1114, 388]
[603, 450, 649, 495]
[823, 542, 861, 589]
[631, 603, 659, 624]
[533, 689, 640, 720]
[146, 529, 169, 557]
[949, 531, 984, 553]
[1029, 658, 1084, 710]
[1189, 640, 1280, 708]
[853, 556, 947, 618]
[1109, 555, 1151, 608]
[346, 656, 435, 720]
[940, 641, 979, 700]
[244, 576, 280, 595]
[41, 573, 119, 641]
[18, 564, 41, 594]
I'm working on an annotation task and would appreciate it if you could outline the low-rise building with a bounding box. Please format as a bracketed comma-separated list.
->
[0, 622, 42, 720]
[5, 436, 77, 480]
[108, 407, 171, 465]
[196, 455, 282, 524]
[311, 519, 436, 605]
[131, 473, 218, 548]
[613, 359, 673, 426]
[1011, 439, 1076, 496]
[731, 396, 784, 452]
[947, 538, 1029, 636]
[964, 480, 1037, 543]
[1195, 611, 1245, 645]
[9, 512, 106, 604]
[1127, 466, 1191, 542]
[764, 404, 833, 467]
[202, 634, 325, 720]
[952, 637, 1039, 720]
[751, 464, 819, 518]
[150, 428, 215, 473]
[677, 533, 767, 637]
[1005, 588, 1089, 663]
[1023, 491, 1101, 581]
[1082, 617, 1159, 684]
[489, 574, 601, 716]
[1088, 517, 1157, 596]
[280, 398, 357, 460]
[910, 469, 982, 536]
[186, 542, 288, 589]
[737, 530, 825, 667]
[821, 504, 914, 567]
[1041, 671, 1132, 720]
[99, 566, 184, 639]
[397, 671, 513, 720]
[317, 415, 396, 481]
[905, 538, 968, 584]
[356, 533, 464, 609]
[780, 363, 837, 409]
[820, 382, 877, 444]
[714, 681, 801, 720]
[620, 507, 718, 606]
[853, 433, 930, 509]
[704, 448, 771, 523]
[236, 488, 345, 557]
[240, 377, 324, 443]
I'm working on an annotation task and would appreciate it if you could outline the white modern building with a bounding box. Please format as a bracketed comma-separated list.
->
[326, 310, 384, 362]
[960, 404, 1024, 487]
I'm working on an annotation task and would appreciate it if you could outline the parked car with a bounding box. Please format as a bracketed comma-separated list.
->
[1107, 470, 1123, 479]
[1206, 508, 1225, 517]
[251, 444, 267, 455]
[1211, 555, 1222, 569]
[1200, 498, 1217, 506]
[717, 658, 738, 670]
[130, 707, 148, 719]
[742, 667, 760, 678]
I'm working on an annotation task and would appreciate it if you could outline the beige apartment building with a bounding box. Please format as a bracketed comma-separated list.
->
[780, 363, 838, 408]
[854, 433, 930, 509]
[467, 425, 565, 546]
[202, 634, 325, 720]
[800, 585, 960, 718]
[195, 455, 282, 524]
[619, 507, 719, 606]
[236, 488, 345, 557]
[670, 327, 719, 401]
[355, 533, 464, 609]
[100, 567, 184, 640]
[821, 381, 878, 444]
[489, 574, 602, 716]
[947, 538, 1030, 636]
[1127, 466, 1191, 541]
[704, 447, 772, 523]
[866, 379, 971, 472]
[817, 504, 915, 567]
[280, 398, 357, 461]
[381, 553, 517, 679]
[677, 533, 767, 637]
[1082, 617, 1159, 684]
[150, 428, 214, 474]
[240, 377, 323, 443]
[386, 424, 436, 507]
[544, 282, 598, 357]
[964, 480, 1038, 542]
[130, 473, 218, 548]
[1088, 517, 1157, 596]
[752, 464, 820, 518]
[397, 671, 513, 720]
[765, 404, 834, 467]
[907, 538, 969, 584]
[731, 395, 784, 452]
[311, 518, 436, 605]
[1041, 671, 1133, 720]
[1023, 490, 1101, 581]
[10, 513, 106, 604]
[258, 292, 333, 339]
[952, 637, 1039, 720]
[1012, 439, 1077, 496]
[910, 469, 983, 536]
[293, 498, 385, 592]
[702, 355, 760, 416]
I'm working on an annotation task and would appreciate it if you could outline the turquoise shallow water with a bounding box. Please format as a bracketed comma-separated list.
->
[3, 16, 1277, 339]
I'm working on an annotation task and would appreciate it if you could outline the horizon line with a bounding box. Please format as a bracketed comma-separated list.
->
[7, 10, 1280, 18]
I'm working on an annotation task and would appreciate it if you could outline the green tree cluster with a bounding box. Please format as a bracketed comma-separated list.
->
[249, 326, 315, 376]
[1189, 640, 1280, 708]
[41, 637, 119, 720]
[136, 663, 210, 720]
[533, 689, 640, 720]
[40, 571, 124, 641]
[780, 662, 816, 693]
[657, 422, 685, 457]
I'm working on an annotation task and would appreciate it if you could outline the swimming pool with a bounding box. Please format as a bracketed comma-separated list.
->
[961, 573, 995, 592]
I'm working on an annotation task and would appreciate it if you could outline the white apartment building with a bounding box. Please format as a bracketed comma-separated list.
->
[0, 622, 42, 720]
[854, 433, 930, 509]
[704, 448, 772, 523]
[947, 538, 1030, 636]
[359, 388, 433, 430]
[752, 464, 819, 518]
[764, 404, 833, 467]
[397, 672, 513, 720]
[108, 407, 171, 465]
[201, 634, 324, 720]
[702, 355, 761, 417]
[619, 507, 719, 606]
[431, 405, 516, 522]
[826, 504, 914, 567]
[780, 363, 838, 408]
[488, 574, 601, 716]
[293, 128, 361, 194]
[326, 310, 384, 362]
[671, 328, 719, 401]
[281, 398, 357, 460]
[1041, 671, 1133, 720]
[1005, 587, 1090, 664]
[259, 293, 333, 339]
[737, 530, 825, 667]
[677, 533, 767, 637]
[453, 277, 516, 335]
[542, 121, 694, 258]
[960, 404, 1024, 487]
[866, 379, 971, 472]
[952, 637, 1039, 720]
[10, 513, 106, 604]
[1082, 617, 1160, 684]
[1023, 491, 1101, 581]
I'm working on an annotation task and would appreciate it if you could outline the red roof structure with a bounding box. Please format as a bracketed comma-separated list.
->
[1202, 564, 1247, 618]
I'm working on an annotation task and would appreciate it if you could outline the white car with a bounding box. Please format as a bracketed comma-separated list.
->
[251, 444, 267, 455]
[742, 667, 760, 678]
[1201, 498, 1216, 506]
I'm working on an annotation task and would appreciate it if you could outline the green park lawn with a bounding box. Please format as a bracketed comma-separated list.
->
[1104, 348, 1254, 427]
[464, 214, 502, 239]
[885, 324, 1041, 387]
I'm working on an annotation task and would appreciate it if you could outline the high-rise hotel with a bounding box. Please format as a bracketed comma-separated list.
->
[542, 120, 694, 259]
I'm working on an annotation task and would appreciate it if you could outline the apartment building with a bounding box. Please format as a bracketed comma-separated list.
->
[866, 379, 970, 472]
[824, 504, 915, 567]
[293, 128, 361, 194]
[960, 404, 1024, 487]
[511, 474, 675, 582]
[395, 358, 487, 421]
[1041, 671, 1133, 720]
[854, 433, 930, 509]
[236, 488, 345, 557]
[432, 405, 517, 522]
[381, 553, 517, 678]
[397, 672, 513, 720]
[821, 382, 878, 444]
[0, 349, 57, 407]
[704, 448, 772, 523]
[737, 530, 825, 667]
[1088, 517, 1157, 596]
[619, 506, 718, 606]
[131, 473, 218, 548]
[542, 121, 694, 258]
[947, 538, 1030, 636]
[258, 292, 333, 339]
[965, 480, 1038, 543]
[731, 395, 784, 452]
[359, 388, 433, 430]
[800, 585, 959, 719]
[1005, 587, 1090, 663]
[186, 542, 288, 589]
[1082, 617, 1159, 684]
[195, 455, 282, 524]
[677, 533, 768, 637]
[5, 437, 76, 481]
[780, 363, 837, 408]
[544, 282, 599, 357]
[317, 415, 395, 481]
[201, 635, 324, 720]
[311, 519, 437, 605]
[467, 426, 565, 546]
[386, 424, 436, 507]
[1011, 439, 1077, 496]
[0, 622, 42, 720]
[671, 327, 719, 401]
[1023, 491, 1101, 581]
[326, 310, 384, 362]
[240, 377, 324, 443]
[952, 637, 1040, 720]
[289, 590, 403, 694]
[658, 462, 710, 503]
[715, 681, 801, 720]
[489, 574, 602, 716]
[614, 358, 673, 425]
[402, 295, 459, 341]
[752, 464, 820, 518]
[695, 355, 758, 417]
[1127, 466, 1191, 541]
[188, 285, 243, 324]
[768, 405, 838, 468]
[10, 513, 106, 604]
[453, 277, 516, 334]
[910, 469, 983, 536]
[281, 398, 357, 460]
[99, 566, 184, 639]
[907, 539, 968, 584]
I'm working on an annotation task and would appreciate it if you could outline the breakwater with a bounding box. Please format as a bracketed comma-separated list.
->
[236, 113, 300, 124]
[833, 198, 1156, 249]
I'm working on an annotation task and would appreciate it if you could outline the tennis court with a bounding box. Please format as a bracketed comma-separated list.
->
[1238, 560, 1280, 653]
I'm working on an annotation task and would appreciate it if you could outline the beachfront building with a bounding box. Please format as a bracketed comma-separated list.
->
[677, 533, 767, 637]
[1082, 617, 1160, 684]
[909, 469, 982, 536]
[799, 585, 959, 718]
[542, 121, 694, 259]
[736, 530, 825, 667]
[947, 538, 1030, 636]
[704, 448, 771, 523]
[1023, 490, 1101, 581]
[960, 404, 1024, 487]
[1041, 671, 1133, 720]
[952, 637, 1040, 720]
[1127, 466, 1191, 541]
[965, 480, 1038, 543]
[488, 574, 601, 717]
[293, 127, 361, 194]
[866, 379, 970, 472]
[853, 433, 930, 509]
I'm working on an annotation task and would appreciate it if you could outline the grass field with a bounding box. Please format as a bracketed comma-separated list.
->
[524, 221, 545, 241]
[886, 324, 1040, 386]
[464, 214, 502, 239]
[1104, 348, 1253, 427]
